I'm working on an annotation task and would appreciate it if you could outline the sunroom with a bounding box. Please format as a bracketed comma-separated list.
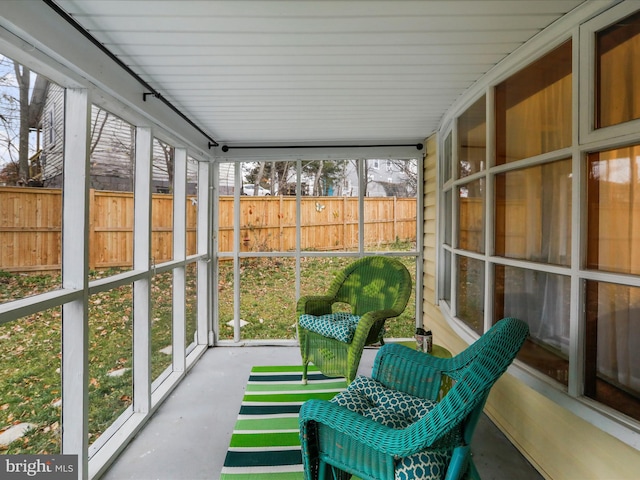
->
[1, 1, 640, 479]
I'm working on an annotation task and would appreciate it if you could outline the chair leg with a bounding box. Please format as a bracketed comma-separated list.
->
[464, 458, 481, 480]
[445, 445, 471, 480]
[302, 361, 308, 385]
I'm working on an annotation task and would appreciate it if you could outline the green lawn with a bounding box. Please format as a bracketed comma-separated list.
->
[0, 254, 416, 454]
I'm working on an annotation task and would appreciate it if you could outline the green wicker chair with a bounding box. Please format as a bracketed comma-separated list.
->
[297, 256, 412, 384]
[299, 317, 529, 480]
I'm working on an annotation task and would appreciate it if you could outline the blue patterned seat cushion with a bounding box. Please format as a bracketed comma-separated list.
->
[298, 312, 361, 343]
[330, 376, 453, 480]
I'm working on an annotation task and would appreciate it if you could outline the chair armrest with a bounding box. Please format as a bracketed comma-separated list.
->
[371, 343, 455, 400]
[300, 399, 417, 457]
[300, 398, 460, 458]
[296, 295, 335, 317]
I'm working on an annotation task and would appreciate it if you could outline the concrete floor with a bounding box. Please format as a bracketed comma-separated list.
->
[101, 345, 543, 480]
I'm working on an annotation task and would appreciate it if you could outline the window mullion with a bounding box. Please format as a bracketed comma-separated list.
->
[172, 147, 187, 373]
[198, 160, 211, 346]
[61, 87, 91, 478]
[133, 126, 153, 414]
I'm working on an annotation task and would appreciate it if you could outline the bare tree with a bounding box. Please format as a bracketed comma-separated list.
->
[12, 61, 49, 184]
[156, 139, 174, 192]
[13, 62, 29, 182]
[389, 159, 418, 196]
[90, 108, 110, 155]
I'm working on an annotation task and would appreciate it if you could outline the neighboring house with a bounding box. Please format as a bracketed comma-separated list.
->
[218, 162, 235, 195]
[340, 159, 416, 197]
[40, 87, 196, 192]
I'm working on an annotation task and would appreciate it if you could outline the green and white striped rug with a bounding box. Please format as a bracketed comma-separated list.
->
[220, 365, 347, 479]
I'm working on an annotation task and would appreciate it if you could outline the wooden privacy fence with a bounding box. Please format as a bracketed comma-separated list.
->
[0, 187, 417, 273]
[218, 195, 417, 252]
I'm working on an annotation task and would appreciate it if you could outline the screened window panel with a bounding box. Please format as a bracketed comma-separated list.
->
[151, 139, 175, 263]
[88, 106, 135, 279]
[88, 285, 133, 445]
[365, 159, 417, 253]
[186, 157, 198, 256]
[217, 162, 234, 254]
[151, 270, 173, 384]
[0, 57, 63, 301]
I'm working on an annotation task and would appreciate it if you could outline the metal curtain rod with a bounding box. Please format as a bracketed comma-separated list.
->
[221, 143, 424, 152]
[42, 0, 219, 148]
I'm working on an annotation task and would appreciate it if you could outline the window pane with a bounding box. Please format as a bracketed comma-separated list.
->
[218, 162, 234, 254]
[458, 179, 485, 253]
[444, 190, 452, 246]
[495, 265, 570, 385]
[0, 57, 62, 301]
[151, 271, 173, 384]
[239, 257, 296, 340]
[300, 256, 351, 296]
[185, 262, 198, 351]
[385, 256, 416, 339]
[152, 139, 174, 263]
[218, 259, 234, 340]
[458, 96, 486, 178]
[596, 10, 640, 129]
[0, 308, 61, 454]
[496, 41, 572, 164]
[495, 160, 571, 265]
[442, 132, 452, 183]
[456, 256, 484, 334]
[442, 250, 451, 306]
[585, 281, 640, 421]
[365, 159, 417, 253]
[89, 106, 135, 279]
[587, 145, 640, 274]
[88, 285, 133, 446]
[186, 157, 198, 256]
[242, 160, 297, 252]
[301, 160, 359, 252]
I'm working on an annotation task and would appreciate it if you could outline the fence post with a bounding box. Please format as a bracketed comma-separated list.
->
[342, 196, 347, 250]
[393, 196, 397, 243]
[88, 188, 96, 270]
[279, 195, 284, 252]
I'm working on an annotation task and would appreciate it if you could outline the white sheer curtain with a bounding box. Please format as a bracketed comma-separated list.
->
[501, 161, 571, 357]
[588, 147, 640, 393]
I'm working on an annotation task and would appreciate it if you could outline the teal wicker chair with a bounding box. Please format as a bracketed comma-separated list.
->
[299, 317, 529, 480]
[297, 256, 412, 384]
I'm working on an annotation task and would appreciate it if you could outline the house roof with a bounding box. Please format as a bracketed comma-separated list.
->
[40, 1, 587, 151]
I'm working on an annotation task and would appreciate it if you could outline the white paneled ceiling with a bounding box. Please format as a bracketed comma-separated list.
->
[53, 0, 586, 146]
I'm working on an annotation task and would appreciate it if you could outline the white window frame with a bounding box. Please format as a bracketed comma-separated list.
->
[436, 0, 640, 452]
[0, 25, 213, 479]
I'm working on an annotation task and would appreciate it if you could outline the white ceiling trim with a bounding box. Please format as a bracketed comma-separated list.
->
[9, 0, 594, 150]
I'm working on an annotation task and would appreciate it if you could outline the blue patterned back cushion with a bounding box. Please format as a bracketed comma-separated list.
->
[298, 312, 361, 343]
[330, 376, 435, 429]
[330, 376, 451, 479]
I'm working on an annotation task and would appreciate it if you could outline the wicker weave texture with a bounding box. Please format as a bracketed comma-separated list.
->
[297, 256, 413, 383]
[299, 317, 530, 480]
